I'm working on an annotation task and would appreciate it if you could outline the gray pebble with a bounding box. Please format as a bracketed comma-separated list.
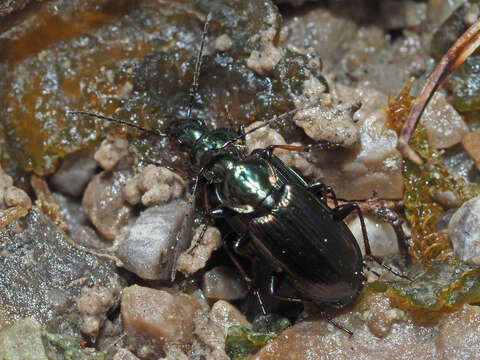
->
[203, 266, 248, 301]
[448, 196, 480, 265]
[116, 199, 192, 281]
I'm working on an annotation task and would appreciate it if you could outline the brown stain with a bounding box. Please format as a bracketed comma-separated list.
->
[0, 11, 114, 64]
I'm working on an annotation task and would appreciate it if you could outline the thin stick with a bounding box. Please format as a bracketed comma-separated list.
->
[397, 18, 480, 165]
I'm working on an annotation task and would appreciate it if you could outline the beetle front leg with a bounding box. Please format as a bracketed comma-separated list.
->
[223, 233, 254, 287]
[308, 182, 338, 207]
[187, 206, 228, 255]
[224, 233, 269, 316]
[332, 203, 412, 281]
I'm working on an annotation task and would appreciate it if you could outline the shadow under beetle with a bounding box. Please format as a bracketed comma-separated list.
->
[71, 13, 409, 334]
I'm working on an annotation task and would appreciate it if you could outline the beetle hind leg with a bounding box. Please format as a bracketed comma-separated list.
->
[308, 181, 338, 206]
[321, 312, 353, 336]
[332, 203, 412, 281]
[264, 140, 343, 159]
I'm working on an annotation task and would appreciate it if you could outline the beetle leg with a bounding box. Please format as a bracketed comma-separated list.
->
[332, 203, 412, 281]
[187, 206, 227, 255]
[321, 312, 353, 336]
[267, 274, 303, 303]
[233, 233, 252, 257]
[224, 233, 254, 287]
[367, 204, 410, 265]
[224, 234, 268, 316]
[268, 274, 354, 335]
[264, 140, 343, 159]
[308, 182, 338, 207]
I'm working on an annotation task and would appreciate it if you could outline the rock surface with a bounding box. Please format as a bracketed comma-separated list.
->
[0, 318, 48, 360]
[448, 195, 480, 265]
[0, 207, 122, 335]
[251, 293, 480, 360]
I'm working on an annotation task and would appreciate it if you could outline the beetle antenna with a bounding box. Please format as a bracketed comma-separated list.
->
[186, 12, 212, 127]
[221, 109, 298, 149]
[68, 110, 168, 137]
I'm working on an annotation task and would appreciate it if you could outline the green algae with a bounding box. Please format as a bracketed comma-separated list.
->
[388, 80, 480, 262]
[46, 333, 105, 360]
[225, 315, 290, 360]
[367, 258, 480, 312]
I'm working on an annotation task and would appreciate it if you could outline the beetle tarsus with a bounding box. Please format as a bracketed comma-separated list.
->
[321, 312, 353, 336]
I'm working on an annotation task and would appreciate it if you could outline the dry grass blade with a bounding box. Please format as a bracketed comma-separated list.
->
[397, 18, 480, 165]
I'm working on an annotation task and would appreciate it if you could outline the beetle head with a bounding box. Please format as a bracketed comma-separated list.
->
[166, 119, 206, 150]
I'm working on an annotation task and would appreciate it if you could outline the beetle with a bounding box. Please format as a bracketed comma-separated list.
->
[71, 13, 409, 333]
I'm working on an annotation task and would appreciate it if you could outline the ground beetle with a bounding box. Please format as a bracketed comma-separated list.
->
[71, 13, 409, 333]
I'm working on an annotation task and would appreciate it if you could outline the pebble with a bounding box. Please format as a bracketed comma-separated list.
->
[214, 34, 233, 52]
[448, 195, 480, 265]
[247, 27, 283, 76]
[4, 186, 31, 209]
[82, 170, 133, 241]
[427, 0, 465, 27]
[436, 304, 480, 359]
[421, 91, 468, 149]
[0, 167, 13, 209]
[209, 300, 249, 334]
[76, 285, 116, 340]
[462, 127, 480, 172]
[294, 77, 360, 147]
[115, 200, 192, 280]
[123, 165, 185, 207]
[49, 150, 98, 197]
[113, 349, 140, 360]
[94, 135, 132, 171]
[313, 104, 403, 200]
[121, 285, 201, 347]
[176, 226, 222, 276]
[348, 215, 399, 257]
[203, 266, 248, 301]
[246, 81, 403, 200]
